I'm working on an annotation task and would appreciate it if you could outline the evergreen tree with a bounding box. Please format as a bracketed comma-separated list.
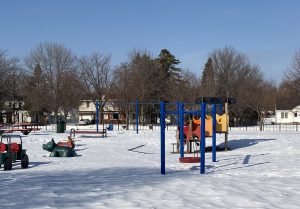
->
[157, 49, 181, 100]
[201, 57, 215, 96]
[158, 49, 181, 79]
[24, 64, 50, 122]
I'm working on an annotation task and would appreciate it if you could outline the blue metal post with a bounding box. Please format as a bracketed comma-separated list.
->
[136, 98, 139, 134]
[212, 103, 217, 162]
[179, 102, 185, 159]
[218, 103, 222, 115]
[200, 102, 206, 174]
[160, 102, 165, 175]
[96, 101, 99, 132]
[177, 101, 180, 127]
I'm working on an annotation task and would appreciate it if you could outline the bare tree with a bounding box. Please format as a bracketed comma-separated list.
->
[60, 70, 84, 122]
[210, 46, 249, 98]
[78, 53, 113, 113]
[0, 50, 21, 103]
[171, 69, 200, 102]
[277, 80, 298, 109]
[0, 50, 24, 123]
[25, 42, 77, 122]
[239, 73, 277, 130]
[281, 50, 300, 106]
[112, 63, 137, 128]
[209, 46, 277, 127]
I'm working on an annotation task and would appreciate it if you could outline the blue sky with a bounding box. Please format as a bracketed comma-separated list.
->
[1, 0, 300, 83]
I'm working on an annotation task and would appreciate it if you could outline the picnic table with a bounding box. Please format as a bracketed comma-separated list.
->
[8, 123, 41, 135]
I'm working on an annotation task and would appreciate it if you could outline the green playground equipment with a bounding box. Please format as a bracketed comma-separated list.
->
[0, 134, 29, 170]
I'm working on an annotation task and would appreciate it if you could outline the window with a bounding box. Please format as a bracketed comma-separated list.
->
[281, 112, 289, 119]
[285, 112, 288, 118]
[87, 102, 90, 108]
[112, 113, 119, 120]
[295, 113, 298, 117]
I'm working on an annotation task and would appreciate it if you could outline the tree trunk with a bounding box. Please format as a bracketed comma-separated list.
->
[258, 113, 264, 131]
[125, 109, 130, 130]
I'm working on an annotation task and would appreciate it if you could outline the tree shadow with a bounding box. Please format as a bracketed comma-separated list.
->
[74, 148, 88, 152]
[29, 161, 52, 168]
[218, 138, 276, 150]
[74, 143, 87, 147]
[0, 161, 51, 171]
[128, 144, 156, 154]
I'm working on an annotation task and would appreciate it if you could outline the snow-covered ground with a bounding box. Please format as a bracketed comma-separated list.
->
[0, 126, 299, 209]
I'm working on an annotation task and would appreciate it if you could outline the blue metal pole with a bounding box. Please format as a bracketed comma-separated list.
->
[177, 101, 180, 127]
[200, 102, 206, 174]
[160, 102, 166, 175]
[218, 103, 222, 115]
[96, 101, 99, 132]
[136, 98, 139, 134]
[212, 103, 217, 162]
[179, 102, 185, 159]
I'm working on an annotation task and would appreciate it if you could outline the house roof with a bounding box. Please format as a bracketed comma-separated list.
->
[277, 105, 300, 112]
[292, 105, 300, 112]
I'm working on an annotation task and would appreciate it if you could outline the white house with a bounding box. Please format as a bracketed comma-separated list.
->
[275, 105, 300, 124]
[78, 100, 125, 124]
[1, 101, 32, 123]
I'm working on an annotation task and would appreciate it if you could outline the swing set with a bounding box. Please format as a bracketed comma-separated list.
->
[160, 97, 235, 175]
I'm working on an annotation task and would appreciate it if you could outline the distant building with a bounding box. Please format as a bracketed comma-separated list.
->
[275, 105, 300, 124]
[0, 101, 31, 124]
[78, 100, 125, 124]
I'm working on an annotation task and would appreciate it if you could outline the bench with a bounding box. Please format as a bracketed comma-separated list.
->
[70, 128, 107, 138]
[171, 139, 200, 153]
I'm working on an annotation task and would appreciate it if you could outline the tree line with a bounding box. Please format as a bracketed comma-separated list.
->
[1, 43, 299, 127]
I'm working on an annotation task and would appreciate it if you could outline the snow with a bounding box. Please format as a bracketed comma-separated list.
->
[1, 126, 300, 209]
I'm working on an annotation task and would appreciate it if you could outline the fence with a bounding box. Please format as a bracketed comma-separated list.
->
[123, 123, 300, 132]
[36, 123, 300, 132]
[230, 124, 299, 132]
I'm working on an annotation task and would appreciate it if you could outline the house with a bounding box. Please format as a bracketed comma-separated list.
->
[78, 100, 125, 124]
[275, 105, 300, 124]
[0, 101, 32, 124]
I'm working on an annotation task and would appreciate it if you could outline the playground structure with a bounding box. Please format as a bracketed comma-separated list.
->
[56, 136, 75, 149]
[43, 138, 77, 157]
[160, 97, 235, 175]
[79, 97, 234, 175]
[0, 134, 29, 170]
[174, 112, 229, 153]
